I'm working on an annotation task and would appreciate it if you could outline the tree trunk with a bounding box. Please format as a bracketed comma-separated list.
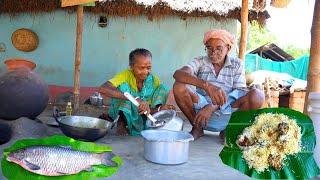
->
[304, 0, 320, 114]
[73, 5, 84, 112]
[239, 0, 249, 61]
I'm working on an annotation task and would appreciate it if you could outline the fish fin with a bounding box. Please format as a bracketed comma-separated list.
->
[85, 167, 94, 172]
[102, 152, 117, 167]
[56, 171, 68, 175]
[23, 160, 40, 170]
[58, 145, 72, 149]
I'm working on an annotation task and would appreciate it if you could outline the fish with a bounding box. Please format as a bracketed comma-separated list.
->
[6, 145, 117, 176]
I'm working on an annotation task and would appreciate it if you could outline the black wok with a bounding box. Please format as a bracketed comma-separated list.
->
[55, 116, 116, 141]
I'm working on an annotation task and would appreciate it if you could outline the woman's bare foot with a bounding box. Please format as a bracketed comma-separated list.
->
[116, 125, 129, 136]
[190, 127, 204, 140]
[116, 114, 129, 136]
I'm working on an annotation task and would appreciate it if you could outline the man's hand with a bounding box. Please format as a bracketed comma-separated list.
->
[194, 104, 215, 127]
[137, 99, 151, 115]
[203, 82, 227, 105]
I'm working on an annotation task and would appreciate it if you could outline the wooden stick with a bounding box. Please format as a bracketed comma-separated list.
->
[304, 0, 320, 114]
[239, 0, 249, 61]
[73, 5, 84, 112]
[264, 77, 272, 108]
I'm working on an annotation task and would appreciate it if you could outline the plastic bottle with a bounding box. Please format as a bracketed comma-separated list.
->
[66, 102, 72, 116]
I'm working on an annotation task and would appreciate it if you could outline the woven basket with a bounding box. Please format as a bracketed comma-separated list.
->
[271, 0, 292, 8]
[11, 28, 38, 52]
[279, 91, 306, 113]
[289, 91, 306, 112]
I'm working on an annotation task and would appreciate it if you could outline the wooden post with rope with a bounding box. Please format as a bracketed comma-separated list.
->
[304, 0, 320, 114]
[239, 0, 249, 61]
[73, 5, 84, 112]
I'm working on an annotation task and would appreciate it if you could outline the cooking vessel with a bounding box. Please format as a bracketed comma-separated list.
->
[141, 129, 194, 165]
[146, 110, 183, 131]
[55, 116, 116, 141]
[90, 92, 103, 106]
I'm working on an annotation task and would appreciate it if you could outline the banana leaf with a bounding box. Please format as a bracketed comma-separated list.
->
[219, 108, 320, 179]
[1, 135, 122, 180]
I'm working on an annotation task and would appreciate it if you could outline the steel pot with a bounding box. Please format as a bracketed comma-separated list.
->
[146, 110, 183, 131]
[90, 92, 103, 106]
[55, 116, 116, 141]
[141, 129, 194, 165]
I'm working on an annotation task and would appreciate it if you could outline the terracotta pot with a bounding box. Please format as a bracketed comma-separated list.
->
[4, 58, 36, 71]
[0, 59, 48, 120]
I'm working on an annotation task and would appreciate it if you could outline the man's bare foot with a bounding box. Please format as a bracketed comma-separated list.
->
[219, 130, 226, 145]
[190, 127, 204, 140]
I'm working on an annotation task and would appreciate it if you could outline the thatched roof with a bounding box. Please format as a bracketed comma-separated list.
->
[0, 0, 270, 24]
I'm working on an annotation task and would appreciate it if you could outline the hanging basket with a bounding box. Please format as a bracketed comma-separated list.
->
[271, 0, 292, 8]
[11, 28, 39, 52]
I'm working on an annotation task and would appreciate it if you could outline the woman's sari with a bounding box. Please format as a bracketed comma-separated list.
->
[108, 69, 169, 136]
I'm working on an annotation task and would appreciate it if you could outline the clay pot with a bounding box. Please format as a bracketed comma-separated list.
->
[0, 59, 49, 120]
[4, 58, 36, 71]
[0, 121, 12, 144]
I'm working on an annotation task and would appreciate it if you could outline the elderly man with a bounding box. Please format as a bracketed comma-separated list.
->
[173, 29, 264, 140]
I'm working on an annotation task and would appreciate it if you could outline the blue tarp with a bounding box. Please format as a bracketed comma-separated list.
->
[245, 54, 310, 80]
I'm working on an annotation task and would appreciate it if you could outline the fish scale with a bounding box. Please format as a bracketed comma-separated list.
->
[7, 145, 116, 176]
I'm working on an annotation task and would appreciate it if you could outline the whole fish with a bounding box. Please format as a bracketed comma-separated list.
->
[7, 145, 117, 176]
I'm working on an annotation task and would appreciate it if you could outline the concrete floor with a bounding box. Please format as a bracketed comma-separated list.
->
[0, 109, 319, 180]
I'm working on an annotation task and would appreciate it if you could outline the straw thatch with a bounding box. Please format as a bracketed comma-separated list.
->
[0, 0, 270, 25]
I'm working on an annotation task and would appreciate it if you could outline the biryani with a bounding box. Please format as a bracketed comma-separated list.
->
[237, 113, 301, 172]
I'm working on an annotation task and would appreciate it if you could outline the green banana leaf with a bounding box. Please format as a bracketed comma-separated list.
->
[219, 108, 320, 179]
[1, 135, 122, 180]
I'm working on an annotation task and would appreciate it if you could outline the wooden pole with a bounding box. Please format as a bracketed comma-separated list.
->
[73, 5, 84, 112]
[304, 0, 320, 114]
[239, 0, 249, 61]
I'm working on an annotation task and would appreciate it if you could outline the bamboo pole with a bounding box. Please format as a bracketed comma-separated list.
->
[304, 0, 320, 114]
[73, 5, 84, 112]
[239, 0, 249, 61]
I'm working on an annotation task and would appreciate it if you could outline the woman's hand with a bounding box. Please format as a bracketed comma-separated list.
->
[159, 104, 176, 111]
[137, 99, 151, 115]
[203, 82, 227, 105]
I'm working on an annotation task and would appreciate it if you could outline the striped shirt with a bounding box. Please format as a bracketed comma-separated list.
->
[187, 55, 246, 103]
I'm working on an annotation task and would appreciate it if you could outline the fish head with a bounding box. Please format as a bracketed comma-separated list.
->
[7, 149, 26, 162]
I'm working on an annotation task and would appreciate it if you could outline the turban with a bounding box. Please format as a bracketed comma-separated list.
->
[203, 29, 235, 48]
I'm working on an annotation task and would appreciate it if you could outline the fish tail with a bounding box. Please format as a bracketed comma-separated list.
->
[102, 152, 117, 167]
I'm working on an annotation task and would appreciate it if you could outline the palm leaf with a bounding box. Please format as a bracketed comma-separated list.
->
[219, 108, 320, 179]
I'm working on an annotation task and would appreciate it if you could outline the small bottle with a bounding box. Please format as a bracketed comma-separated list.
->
[66, 102, 72, 116]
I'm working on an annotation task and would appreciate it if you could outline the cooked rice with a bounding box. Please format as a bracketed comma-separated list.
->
[237, 113, 301, 172]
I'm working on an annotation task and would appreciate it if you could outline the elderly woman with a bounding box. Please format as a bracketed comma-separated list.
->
[99, 48, 175, 136]
[173, 29, 264, 140]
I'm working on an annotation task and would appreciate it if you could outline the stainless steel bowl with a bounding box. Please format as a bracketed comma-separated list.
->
[141, 129, 194, 165]
[146, 110, 183, 131]
[56, 116, 113, 141]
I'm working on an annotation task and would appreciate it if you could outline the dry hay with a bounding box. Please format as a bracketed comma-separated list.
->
[0, 0, 269, 25]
